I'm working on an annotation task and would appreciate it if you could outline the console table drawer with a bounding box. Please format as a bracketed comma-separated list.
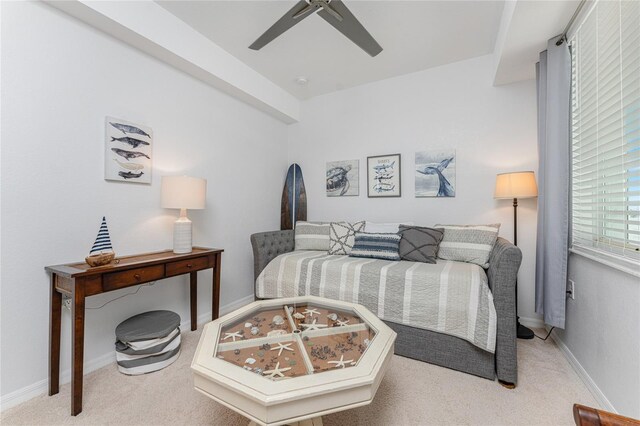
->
[103, 265, 165, 291]
[166, 256, 209, 277]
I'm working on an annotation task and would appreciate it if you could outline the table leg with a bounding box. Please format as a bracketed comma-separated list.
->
[71, 284, 86, 416]
[49, 274, 62, 396]
[248, 417, 322, 426]
[190, 271, 197, 331]
[212, 253, 221, 320]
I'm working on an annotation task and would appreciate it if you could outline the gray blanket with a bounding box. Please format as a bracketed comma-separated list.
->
[256, 251, 497, 353]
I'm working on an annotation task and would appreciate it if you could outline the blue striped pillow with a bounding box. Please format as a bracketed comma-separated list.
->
[349, 232, 401, 261]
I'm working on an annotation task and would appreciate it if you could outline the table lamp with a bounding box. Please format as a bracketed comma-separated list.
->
[494, 171, 538, 339]
[161, 175, 206, 254]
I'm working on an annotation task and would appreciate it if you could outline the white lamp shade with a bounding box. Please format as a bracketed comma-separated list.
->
[494, 171, 538, 199]
[161, 176, 206, 209]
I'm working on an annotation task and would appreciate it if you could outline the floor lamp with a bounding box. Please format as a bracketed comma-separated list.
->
[495, 171, 538, 340]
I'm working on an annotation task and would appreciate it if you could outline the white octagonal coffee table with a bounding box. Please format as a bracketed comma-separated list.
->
[192, 296, 396, 426]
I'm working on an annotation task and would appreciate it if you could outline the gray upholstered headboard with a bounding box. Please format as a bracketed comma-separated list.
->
[250, 230, 295, 280]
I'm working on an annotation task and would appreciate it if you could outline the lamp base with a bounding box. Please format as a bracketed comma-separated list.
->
[173, 211, 192, 254]
[517, 319, 535, 340]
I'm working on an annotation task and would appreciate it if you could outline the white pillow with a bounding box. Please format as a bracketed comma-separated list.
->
[364, 221, 414, 233]
[328, 221, 366, 255]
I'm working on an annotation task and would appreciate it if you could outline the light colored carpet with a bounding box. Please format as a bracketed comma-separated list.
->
[1, 328, 597, 425]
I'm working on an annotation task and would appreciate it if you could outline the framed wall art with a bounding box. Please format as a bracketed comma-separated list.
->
[367, 154, 401, 198]
[326, 159, 359, 197]
[415, 149, 456, 197]
[105, 116, 152, 184]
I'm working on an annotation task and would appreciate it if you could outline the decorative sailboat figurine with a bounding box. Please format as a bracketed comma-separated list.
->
[85, 216, 116, 267]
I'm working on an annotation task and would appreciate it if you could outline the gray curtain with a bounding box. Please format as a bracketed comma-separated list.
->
[535, 36, 570, 329]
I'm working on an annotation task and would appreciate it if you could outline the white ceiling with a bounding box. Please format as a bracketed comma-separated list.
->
[493, 0, 580, 85]
[157, 0, 505, 100]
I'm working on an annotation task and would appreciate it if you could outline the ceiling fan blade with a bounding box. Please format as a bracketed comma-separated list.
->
[319, 2, 343, 22]
[293, 3, 314, 19]
[316, 0, 382, 57]
[249, 0, 316, 51]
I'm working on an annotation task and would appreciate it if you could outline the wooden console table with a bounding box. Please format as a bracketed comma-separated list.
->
[45, 247, 223, 416]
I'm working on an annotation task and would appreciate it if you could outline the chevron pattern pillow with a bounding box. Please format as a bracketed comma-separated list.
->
[397, 225, 444, 264]
[435, 224, 501, 268]
[328, 221, 366, 255]
[349, 232, 401, 261]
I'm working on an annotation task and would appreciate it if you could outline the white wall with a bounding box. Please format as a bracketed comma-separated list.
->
[555, 256, 640, 418]
[287, 54, 541, 324]
[0, 1, 287, 405]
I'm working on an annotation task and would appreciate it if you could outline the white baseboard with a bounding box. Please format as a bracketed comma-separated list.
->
[550, 330, 617, 413]
[518, 316, 545, 329]
[0, 378, 50, 414]
[219, 294, 255, 317]
[0, 294, 255, 412]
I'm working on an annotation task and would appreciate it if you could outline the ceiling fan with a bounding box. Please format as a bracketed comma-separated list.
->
[249, 0, 383, 57]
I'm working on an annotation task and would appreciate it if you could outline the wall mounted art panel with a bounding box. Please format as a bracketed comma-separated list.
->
[105, 116, 152, 184]
[415, 149, 455, 197]
[326, 159, 359, 197]
[367, 154, 401, 198]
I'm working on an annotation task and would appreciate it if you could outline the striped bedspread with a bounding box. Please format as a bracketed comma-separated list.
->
[256, 251, 497, 353]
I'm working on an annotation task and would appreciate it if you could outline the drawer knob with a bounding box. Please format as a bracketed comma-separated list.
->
[134, 274, 141, 280]
[187, 264, 193, 269]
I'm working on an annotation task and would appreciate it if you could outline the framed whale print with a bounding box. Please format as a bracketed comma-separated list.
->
[105, 116, 152, 184]
[367, 154, 401, 198]
[415, 149, 456, 197]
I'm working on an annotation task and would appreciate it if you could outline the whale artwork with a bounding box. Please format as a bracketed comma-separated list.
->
[110, 136, 150, 149]
[109, 122, 151, 138]
[104, 116, 152, 184]
[415, 149, 456, 197]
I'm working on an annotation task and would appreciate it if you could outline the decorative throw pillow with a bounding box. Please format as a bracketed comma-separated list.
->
[328, 221, 366, 255]
[295, 221, 330, 251]
[397, 225, 444, 264]
[349, 232, 401, 261]
[435, 224, 501, 268]
[364, 221, 414, 233]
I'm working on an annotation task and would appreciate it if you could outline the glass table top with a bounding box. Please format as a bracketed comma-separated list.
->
[214, 303, 377, 380]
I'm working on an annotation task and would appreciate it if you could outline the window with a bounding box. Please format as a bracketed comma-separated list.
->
[570, 0, 640, 265]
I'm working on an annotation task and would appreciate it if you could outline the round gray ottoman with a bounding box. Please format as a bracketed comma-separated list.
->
[115, 310, 181, 375]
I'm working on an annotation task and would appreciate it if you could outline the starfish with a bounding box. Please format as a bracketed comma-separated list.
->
[263, 362, 291, 379]
[300, 318, 328, 332]
[222, 331, 243, 342]
[336, 319, 350, 327]
[328, 355, 354, 369]
[302, 308, 320, 317]
[271, 342, 294, 356]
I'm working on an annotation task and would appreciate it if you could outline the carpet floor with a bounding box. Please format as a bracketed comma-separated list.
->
[1, 328, 597, 425]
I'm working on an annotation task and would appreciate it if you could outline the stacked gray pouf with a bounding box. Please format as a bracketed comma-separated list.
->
[115, 310, 181, 375]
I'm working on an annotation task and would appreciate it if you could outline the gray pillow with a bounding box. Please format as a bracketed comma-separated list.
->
[398, 225, 444, 264]
[435, 224, 500, 268]
[295, 221, 330, 251]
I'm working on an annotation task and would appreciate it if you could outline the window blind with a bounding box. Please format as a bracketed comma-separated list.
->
[570, 0, 640, 263]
